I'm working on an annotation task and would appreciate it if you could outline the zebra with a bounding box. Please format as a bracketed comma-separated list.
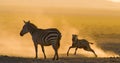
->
[20, 21, 62, 60]
[67, 34, 97, 57]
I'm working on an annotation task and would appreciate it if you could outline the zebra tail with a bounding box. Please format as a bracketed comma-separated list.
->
[58, 41, 60, 49]
[89, 42, 94, 44]
[58, 38, 61, 49]
[58, 34, 61, 49]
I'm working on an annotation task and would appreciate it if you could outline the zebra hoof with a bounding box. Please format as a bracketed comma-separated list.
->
[56, 58, 59, 60]
[35, 57, 38, 59]
[44, 57, 46, 59]
[52, 57, 55, 60]
[95, 55, 98, 58]
[52, 58, 59, 60]
[67, 53, 69, 56]
[74, 53, 77, 55]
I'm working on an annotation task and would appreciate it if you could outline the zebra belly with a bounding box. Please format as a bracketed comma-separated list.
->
[37, 41, 51, 46]
[77, 45, 86, 48]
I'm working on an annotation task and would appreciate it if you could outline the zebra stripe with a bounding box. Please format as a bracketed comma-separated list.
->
[38, 30, 61, 45]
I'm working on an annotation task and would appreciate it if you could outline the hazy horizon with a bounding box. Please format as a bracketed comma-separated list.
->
[0, 0, 120, 10]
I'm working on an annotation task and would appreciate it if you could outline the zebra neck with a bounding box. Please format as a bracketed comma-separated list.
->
[29, 28, 37, 35]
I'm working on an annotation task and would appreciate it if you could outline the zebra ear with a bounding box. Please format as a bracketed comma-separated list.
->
[28, 20, 30, 23]
[23, 20, 26, 23]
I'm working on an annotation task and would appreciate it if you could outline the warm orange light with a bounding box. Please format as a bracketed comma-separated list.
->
[108, 0, 120, 3]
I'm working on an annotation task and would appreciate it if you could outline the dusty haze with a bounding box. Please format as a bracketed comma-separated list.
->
[0, 0, 120, 59]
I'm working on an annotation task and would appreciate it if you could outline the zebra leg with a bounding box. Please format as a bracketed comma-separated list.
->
[34, 44, 38, 59]
[67, 46, 74, 56]
[84, 47, 97, 57]
[55, 49, 59, 60]
[41, 45, 46, 59]
[74, 47, 78, 55]
[52, 44, 59, 60]
[90, 49, 97, 57]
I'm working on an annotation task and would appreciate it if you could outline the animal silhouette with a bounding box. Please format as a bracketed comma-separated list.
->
[20, 21, 62, 60]
[67, 34, 97, 57]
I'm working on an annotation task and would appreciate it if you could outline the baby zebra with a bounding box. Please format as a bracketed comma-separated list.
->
[67, 34, 97, 57]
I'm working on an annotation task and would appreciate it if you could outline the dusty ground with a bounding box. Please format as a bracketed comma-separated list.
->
[0, 37, 120, 63]
[0, 55, 120, 63]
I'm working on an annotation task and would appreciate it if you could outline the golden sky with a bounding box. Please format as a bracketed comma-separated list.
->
[0, 0, 120, 10]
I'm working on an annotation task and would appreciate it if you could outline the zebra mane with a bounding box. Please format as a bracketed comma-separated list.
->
[28, 22, 38, 29]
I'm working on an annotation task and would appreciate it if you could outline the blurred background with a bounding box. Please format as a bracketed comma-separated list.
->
[0, 0, 120, 58]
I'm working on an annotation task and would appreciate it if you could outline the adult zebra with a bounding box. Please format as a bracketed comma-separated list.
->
[20, 21, 62, 60]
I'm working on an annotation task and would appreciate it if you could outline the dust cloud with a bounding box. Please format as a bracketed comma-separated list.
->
[92, 45, 119, 57]
[57, 20, 119, 58]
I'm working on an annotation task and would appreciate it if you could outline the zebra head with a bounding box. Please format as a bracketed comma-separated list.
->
[72, 34, 78, 43]
[20, 20, 30, 36]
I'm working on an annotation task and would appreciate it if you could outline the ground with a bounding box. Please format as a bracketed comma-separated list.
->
[0, 55, 120, 63]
